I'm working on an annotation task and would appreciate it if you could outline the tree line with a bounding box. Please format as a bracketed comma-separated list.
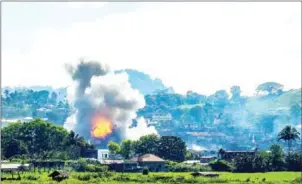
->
[108, 134, 187, 162]
[1, 119, 93, 160]
[1, 118, 301, 173]
[211, 125, 301, 172]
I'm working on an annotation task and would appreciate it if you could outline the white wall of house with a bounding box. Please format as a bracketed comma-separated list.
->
[97, 149, 110, 163]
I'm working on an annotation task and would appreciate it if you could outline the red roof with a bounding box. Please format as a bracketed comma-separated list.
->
[131, 154, 165, 162]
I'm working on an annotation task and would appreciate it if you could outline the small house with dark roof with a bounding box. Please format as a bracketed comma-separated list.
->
[131, 154, 167, 172]
[108, 161, 142, 172]
[49, 170, 69, 182]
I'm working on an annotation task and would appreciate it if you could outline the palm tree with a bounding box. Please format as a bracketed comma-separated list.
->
[278, 126, 300, 155]
[67, 131, 84, 158]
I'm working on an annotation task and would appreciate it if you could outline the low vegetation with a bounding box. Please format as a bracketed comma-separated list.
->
[1, 171, 301, 184]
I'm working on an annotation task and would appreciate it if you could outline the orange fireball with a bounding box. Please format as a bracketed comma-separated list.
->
[91, 115, 113, 139]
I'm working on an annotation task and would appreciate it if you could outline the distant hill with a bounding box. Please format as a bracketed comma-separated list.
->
[3, 69, 171, 97]
[245, 89, 301, 114]
[115, 69, 171, 95]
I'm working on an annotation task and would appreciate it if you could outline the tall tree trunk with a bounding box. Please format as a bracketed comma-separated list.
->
[288, 140, 291, 156]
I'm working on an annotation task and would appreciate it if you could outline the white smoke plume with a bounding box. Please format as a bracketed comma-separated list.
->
[125, 117, 158, 140]
[64, 60, 157, 146]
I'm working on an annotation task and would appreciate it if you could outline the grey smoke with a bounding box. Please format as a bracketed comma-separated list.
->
[65, 60, 109, 97]
[64, 60, 157, 147]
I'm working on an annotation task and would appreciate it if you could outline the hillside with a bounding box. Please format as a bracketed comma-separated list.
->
[115, 69, 169, 95]
[245, 89, 301, 114]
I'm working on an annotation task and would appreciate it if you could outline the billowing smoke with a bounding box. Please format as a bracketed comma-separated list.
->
[64, 60, 157, 147]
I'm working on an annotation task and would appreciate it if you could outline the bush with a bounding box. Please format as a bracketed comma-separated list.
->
[291, 177, 302, 184]
[167, 160, 211, 172]
[142, 167, 149, 175]
[209, 159, 234, 171]
[24, 175, 39, 180]
[77, 173, 91, 181]
[72, 158, 108, 172]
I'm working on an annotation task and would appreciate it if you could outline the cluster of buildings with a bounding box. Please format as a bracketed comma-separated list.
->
[95, 147, 260, 173]
[96, 149, 167, 172]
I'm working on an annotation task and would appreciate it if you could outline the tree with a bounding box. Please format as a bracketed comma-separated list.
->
[108, 141, 120, 155]
[209, 159, 234, 171]
[157, 136, 186, 162]
[213, 90, 229, 108]
[120, 140, 135, 159]
[135, 134, 160, 156]
[234, 155, 254, 172]
[230, 86, 241, 99]
[256, 82, 283, 95]
[4, 89, 10, 98]
[278, 125, 300, 156]
[50, 92, 58, 104]
[3, 138, 28, 158]
[269, 144, 285, 171]
[285, 153, 302, 171]
[1, 119, 92, 160]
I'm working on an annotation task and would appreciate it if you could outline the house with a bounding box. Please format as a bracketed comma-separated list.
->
[97, 149, 122, 163]
[131, 154, 167, 172]
[218, 149, 258, 161]
[108, 161, 142, 172]
[97, 149, 110, 163]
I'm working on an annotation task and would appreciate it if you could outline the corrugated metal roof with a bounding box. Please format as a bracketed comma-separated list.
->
[131, 154, 165, 162]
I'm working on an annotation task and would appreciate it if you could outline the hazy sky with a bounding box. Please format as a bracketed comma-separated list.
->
[2, 2, 301, 95]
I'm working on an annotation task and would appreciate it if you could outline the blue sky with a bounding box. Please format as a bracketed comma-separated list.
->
[2, 2, 301, 95]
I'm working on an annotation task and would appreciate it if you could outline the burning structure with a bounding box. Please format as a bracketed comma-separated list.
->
[64, 60, 157, 148]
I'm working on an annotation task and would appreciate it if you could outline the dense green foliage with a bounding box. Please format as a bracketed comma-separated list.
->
[2, 89, 69, 125]
[209, 144, 302, 173]
[108, 141, 121, 154]
[1, 119, 94, 160]
[72, 158, 108, 172]
[109, 135, 186, 162]
[209, 160, 235, 172]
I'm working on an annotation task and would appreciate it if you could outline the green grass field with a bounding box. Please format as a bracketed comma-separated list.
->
[1, 172, 301, 184]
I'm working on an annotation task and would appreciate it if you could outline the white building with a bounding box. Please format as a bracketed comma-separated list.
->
[97, 149, 110, 163]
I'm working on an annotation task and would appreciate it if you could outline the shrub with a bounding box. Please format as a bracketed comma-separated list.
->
[142, 167, 149, 175]
[245, 177, 250, 182]
[291, 177, 302, 184]
[24, 175, 39, 180]
[167, 161, 211, 172]
[209, 159, 234, 171]
[77, 173, 91, 181]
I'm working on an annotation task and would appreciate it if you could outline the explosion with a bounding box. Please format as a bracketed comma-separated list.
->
[91, 115, 113, 139]
[64, 60, 158, 148]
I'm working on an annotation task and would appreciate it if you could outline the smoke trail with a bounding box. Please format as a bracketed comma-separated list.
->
[64, 60, 157, 146]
